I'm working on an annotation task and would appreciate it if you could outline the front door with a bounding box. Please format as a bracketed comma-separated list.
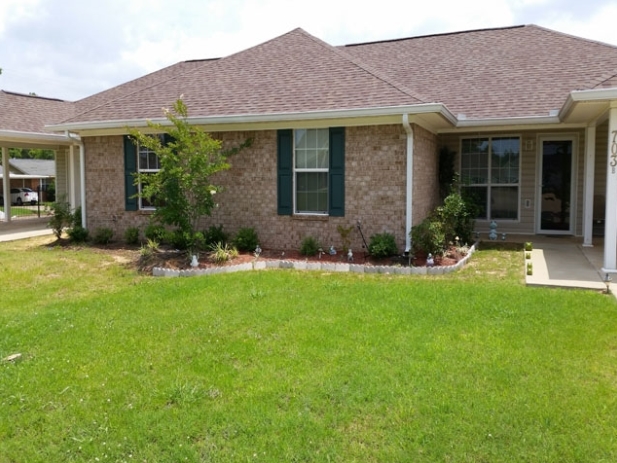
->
[538, 137, 575, 234]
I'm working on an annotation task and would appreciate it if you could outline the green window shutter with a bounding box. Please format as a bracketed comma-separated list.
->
[329, 127, 345, 217]
[277, 129, 293, 215]
[124, 135, 138, 211]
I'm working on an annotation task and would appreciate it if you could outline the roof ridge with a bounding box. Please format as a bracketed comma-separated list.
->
[530, 24, 617, 50]
[591, 69, 617, 89]
[64, 30, 308, 124]
[342, 24, 527, 48]
[66, 60, 219, 123]
[297, 29, 429, 104]
[1, 90, 68, 103]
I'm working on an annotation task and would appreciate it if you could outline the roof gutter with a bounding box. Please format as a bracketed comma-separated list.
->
[559, 87, 617, 120]
[0, 129, 73, 145]
[402, 114, 413, 253]
[46, 103, 458, 132]
[455, 113, 561, 128]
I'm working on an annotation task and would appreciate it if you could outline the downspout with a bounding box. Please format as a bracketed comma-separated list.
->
[66, 131, 86, 228]
[402, 114, 414, 253]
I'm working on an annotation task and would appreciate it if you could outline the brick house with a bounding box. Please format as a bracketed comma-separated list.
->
[3, 25, 617, 271]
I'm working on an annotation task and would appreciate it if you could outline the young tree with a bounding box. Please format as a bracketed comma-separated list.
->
[129, 98, 251, 253]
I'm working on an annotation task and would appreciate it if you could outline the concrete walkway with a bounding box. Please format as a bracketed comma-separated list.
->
[523, 235, 613, 293]
[0, 218, 53, 242]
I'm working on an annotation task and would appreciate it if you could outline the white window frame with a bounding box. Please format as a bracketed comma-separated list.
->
[137, 134, 163, 210]
[293, 128, 329, 215]
[460, 135, 521, 221]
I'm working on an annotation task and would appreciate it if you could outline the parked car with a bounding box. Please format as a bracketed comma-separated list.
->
[10, 188, 39, 206]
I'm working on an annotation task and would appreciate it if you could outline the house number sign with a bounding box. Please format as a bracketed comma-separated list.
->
[612, 130, 617, 174]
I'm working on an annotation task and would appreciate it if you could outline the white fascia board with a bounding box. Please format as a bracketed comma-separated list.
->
[570, 87, 617, 102]
[559, 87, 617, 120]
[0, 129, 73, 145]
[455, 115, 561, 128]
[45, 104, 458, 133]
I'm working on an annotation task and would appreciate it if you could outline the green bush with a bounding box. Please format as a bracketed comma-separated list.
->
[92, 227, 114, 245]
[233, 227, 259, 252]
[203, 224, 228, 247]
[67, 225, 89, 243]
[438, 192, 475, 245]
[144, 223, 167, 243]
[300, 236, 320, 256]
[124, 226, 140, 245]
[411, 217, 446, 256]
[48, 199, 72, 239]
[368, 232, 398, 258]
[166, 229, 204, 251]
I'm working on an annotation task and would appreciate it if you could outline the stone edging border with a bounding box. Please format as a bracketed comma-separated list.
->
[152, 243, 477, 277]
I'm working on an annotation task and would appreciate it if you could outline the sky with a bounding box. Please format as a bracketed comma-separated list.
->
[1, 0, 616, 102]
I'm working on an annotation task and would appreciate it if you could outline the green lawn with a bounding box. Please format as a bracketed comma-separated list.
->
[1, 238, 616, 462]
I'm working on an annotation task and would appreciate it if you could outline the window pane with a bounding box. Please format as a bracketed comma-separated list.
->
[491, 137, 519, 184]
[491, 186, 518, 219]
[461, 186, 487, 220]
[317, 149, 328, 168]
[139, 149, 148, 170]
[461, 138, 488, 185]
[296, 172, 328, 213]
[296, 151, 307, 169]
[295, 129, 307, 149]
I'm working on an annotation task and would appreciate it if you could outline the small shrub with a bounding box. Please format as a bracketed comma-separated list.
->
[124, 226, 140, 245]
[524, 242, 533, 251]
[300, 236, 320, 256]
[203, 225, 228, 247]
[209, 242, 239, 263]
[92, 227, 114, 245]
[525, 252, 531, 260]
[337, 224, 354, 254]
[368, 232, 398, 258]
[48, 199, 72, 239]
[67, 225, 89, 243]
[144, 223, 167, 243]
[527, 262, 533, 275]
[411, 218, 446, 256]
[233, 227, 259, 252]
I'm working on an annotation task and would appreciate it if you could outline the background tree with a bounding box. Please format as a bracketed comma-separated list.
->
[9, 148, 54, 159]
[129, 98, 251, 253]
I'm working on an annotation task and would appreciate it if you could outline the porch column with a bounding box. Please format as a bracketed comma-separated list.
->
[582, 125, 596, 247]
[602, 103, 617, 274]
[1, 146, 10, 223]
[402, 114, 414, 252]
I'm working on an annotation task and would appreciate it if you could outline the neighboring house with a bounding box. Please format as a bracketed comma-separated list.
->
[2, 25, 617, 271]
[0, 159, 55, 201]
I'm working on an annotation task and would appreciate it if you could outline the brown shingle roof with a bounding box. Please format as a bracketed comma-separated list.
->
[341, 25, 617, 119]
[61, 28, 426, 124]
[0, 91, 74, 133]
[6, 24, 617, 131]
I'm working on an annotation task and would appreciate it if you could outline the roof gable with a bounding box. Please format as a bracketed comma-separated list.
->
[61, 28, 426, 125]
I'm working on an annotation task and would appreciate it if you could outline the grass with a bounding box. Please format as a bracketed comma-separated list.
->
[1, 237, 617, 462]
[0, 205, 41, 217]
